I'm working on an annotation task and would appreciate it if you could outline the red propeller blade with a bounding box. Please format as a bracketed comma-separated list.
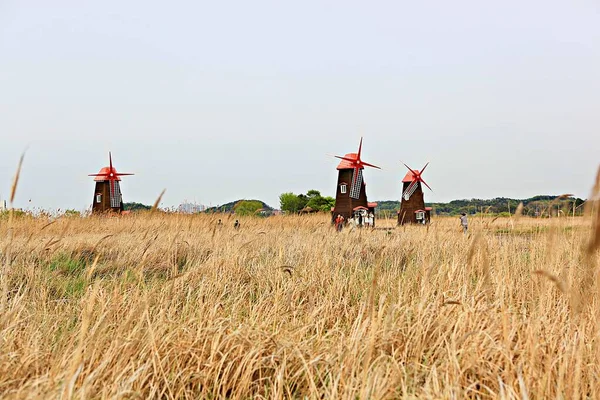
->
[334, 155, 358, 163]
[357, 137, 363, 161]
[109, 152, 113, 172]
[114, 173, 134, 176]
[401, 162, 419, 178]
[88, 173, 110, 177]
[420, 162, 429, 175]
[361, 161, 381, 169]
[420, 178, 433, 192]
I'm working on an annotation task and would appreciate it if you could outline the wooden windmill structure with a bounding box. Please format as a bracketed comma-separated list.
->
[89, 152, 134, 214]
[331, 138, 380, 223]
[398, 162, 433, 225]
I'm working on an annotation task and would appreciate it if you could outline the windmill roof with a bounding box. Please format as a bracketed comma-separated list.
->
[337, 153, 362, 170]
[93, 167, 122, 182]
[368, 202, 378, 208]
[402, 170, 421, 183]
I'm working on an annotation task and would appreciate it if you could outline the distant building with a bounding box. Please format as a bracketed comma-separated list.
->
[177, 202, 206, 214]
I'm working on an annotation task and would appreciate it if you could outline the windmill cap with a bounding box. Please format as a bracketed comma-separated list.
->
[402, 170, 421, 183]
[336, 153, 360, 170]
[93, 167, 120, 181]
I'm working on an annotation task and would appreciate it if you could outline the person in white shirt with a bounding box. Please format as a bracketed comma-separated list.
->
[460, 213, 468, 234]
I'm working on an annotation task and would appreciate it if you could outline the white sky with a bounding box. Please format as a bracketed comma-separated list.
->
[1, 1, 599, 211]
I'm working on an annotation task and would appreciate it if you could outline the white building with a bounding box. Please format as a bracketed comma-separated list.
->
[177, 202, 206, 214]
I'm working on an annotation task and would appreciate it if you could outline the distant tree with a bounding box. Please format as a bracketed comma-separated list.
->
[322, 196, 336, 212]
[280, 190, 334, 213]
[123, 202, 151, 211]
[372, 195, 587, 217]
[279, 192, 306, 213]
[306, 194, 335, 212]
[297, 194, 308, 209]
[205, 199, 273, 213]
[306, 189, 321, 199]
[0, 209, 27, 220]
[233, 200, 263, 216]
[63, 209, 81, 218]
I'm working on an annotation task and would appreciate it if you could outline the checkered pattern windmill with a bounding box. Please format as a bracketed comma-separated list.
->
[89, 152, 134, 213]
[334, 138, 380, 199]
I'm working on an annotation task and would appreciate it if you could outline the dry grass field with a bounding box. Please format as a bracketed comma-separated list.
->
[1, 201, 599, 398]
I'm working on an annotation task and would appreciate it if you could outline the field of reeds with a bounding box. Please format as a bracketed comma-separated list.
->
[1, 194, 599, 399]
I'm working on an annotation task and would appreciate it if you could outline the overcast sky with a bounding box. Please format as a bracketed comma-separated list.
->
[1, 1, 599, 211]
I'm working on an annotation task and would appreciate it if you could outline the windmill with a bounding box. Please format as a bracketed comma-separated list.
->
[398, 162, 433, 225]
[89, 152, 134, 214]
[331, 138, 380, 225]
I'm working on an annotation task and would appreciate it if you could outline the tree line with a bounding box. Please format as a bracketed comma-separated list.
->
[125, 194, 586, 217]
[376, 195, 586, 217]
[279, 190, 335, 213]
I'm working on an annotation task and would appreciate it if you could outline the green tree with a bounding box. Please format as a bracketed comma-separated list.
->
[279, 192, 306, 213]
[233, 200, 263, 216]
[306, 189, 321, 199]
[306, 194, 335, 212]
[123, 202, 151, 211]
[280, 190, 334, 213]
[63, 209, 81, 218]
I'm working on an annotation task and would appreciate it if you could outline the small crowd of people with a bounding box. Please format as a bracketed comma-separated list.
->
[334, 212, 468, 234]
[334, 211, 375, 232]
[356, 212, 375, 228]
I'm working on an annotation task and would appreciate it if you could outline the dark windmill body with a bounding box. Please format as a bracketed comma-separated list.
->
[89, 153, 134, 214]
[331, 138, 379, 225]
[398, 163, 433, 225]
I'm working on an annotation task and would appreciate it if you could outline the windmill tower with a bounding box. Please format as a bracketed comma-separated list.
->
[331, 138, 380, 223]
[89, 152, 134, 214]
[398, 162, 433, 225]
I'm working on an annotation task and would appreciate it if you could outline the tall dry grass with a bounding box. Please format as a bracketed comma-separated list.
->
[0, 207, 599, 398]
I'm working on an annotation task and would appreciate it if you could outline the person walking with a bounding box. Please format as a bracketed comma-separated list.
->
[460, 213, 468, 234]
[234, 219, 240, 230]
[335, 214, 344, 232]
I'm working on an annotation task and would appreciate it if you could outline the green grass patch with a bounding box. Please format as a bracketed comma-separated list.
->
[48, 252, 87, 276]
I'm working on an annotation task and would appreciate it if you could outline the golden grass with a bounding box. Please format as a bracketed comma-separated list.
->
[0, 212, 599, 399]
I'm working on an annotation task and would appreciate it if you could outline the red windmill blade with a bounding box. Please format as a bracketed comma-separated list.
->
[334, 138, 381, 169]
[88, 152, 134, 178]
[401, 161, 432, 200]
[417, 163, 432, 192]
[88, 152, 134, 179]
